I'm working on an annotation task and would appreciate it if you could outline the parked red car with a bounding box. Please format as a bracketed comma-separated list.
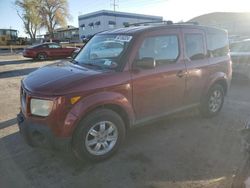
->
[18, 23, 232, 161]
[23, 42, 79, 60]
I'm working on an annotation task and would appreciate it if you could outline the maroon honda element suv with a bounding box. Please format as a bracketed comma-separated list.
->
[18, 23, 232, 161]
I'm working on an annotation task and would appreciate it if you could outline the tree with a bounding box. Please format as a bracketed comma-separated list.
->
[39, 0, 70, 39]
[15, 0, 42, 41]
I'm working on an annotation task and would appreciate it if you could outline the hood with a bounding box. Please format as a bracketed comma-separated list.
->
[23, 61, 107, 95]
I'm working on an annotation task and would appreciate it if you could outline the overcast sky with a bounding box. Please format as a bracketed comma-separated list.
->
[0, 0, 250, 37]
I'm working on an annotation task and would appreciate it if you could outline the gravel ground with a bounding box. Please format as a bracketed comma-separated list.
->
[0, 54, 250, 188]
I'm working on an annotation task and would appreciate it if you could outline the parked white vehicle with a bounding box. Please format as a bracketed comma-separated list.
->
[90, 41, 124, 59]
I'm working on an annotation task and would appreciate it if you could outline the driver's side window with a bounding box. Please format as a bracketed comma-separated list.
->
[138, 35, 179, 65]
[48, 44, 61, 49]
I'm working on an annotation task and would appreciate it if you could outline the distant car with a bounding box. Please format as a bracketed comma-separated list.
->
[23, 42, 79, 60]
[230, 40, 250, 64]
[90, 41, 124, 59]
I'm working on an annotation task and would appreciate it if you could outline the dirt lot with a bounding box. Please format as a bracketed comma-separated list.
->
[1, 54, 250, 188]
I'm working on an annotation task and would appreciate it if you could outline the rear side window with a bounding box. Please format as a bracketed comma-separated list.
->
[207, 32, 229, 57]
[185, 34, 205, 60]
[48, 44, 61, 49]
[138, 35, 179, 64]
[35, 44, 47, 49]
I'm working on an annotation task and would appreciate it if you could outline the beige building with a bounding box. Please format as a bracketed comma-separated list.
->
[44, 26, 79, 43]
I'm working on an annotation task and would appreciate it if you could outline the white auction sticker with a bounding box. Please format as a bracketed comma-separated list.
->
[115, 35, 133, 42]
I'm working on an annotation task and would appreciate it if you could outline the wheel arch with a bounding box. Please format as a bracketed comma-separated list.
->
[213, 79, 228, 95]
[67, 91, 134, 138]
[203, 72, 229, 99]
[79, 103, 131, 132]
[70, 102, 132, 152]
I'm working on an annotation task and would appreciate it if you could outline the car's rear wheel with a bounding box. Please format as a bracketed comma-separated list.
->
[200, 84, 224, 117]
[72, 109, 125, 161]
[37, 53, 48, 60]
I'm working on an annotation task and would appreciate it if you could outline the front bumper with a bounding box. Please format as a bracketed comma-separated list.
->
[17, 112, 71, 151]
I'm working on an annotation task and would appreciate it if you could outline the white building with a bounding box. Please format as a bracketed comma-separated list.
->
[78, 10, 163, 40]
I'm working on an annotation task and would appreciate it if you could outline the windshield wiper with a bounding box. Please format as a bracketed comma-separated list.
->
[82, 63, 105, 69]
[70, 59, 79, 64]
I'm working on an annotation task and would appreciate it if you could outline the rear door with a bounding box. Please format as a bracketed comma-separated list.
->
[182, 28, 209, 105]
[131, 29, 187, 121]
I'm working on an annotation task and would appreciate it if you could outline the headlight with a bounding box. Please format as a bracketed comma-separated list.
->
[30, 98, 53, 117]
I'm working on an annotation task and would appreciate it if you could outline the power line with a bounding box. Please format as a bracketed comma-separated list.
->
[119, 0, 166, 7]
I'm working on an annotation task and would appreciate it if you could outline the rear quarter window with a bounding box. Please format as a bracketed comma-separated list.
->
[207, 32, 229, 57]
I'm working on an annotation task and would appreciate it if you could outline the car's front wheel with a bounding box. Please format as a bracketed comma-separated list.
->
[200, 84, 225, 117]
[72, 109, 126, 161]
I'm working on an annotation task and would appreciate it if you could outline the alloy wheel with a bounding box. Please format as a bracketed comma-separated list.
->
[85, 121, 118, 156]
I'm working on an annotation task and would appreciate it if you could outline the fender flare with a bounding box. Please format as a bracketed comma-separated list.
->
[62, 91, 135, 137]
[202, 72, 229, 100]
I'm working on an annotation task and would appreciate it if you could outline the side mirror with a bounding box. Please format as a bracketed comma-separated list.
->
[134, 57, 156, 69]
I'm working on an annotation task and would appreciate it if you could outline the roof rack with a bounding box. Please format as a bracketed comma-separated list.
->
[124, 20, 174, 27]
[124, 20, 199, 27]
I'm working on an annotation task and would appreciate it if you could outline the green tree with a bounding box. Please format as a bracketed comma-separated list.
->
[15, 0, 42, 41]
[39, 0, 70, 39]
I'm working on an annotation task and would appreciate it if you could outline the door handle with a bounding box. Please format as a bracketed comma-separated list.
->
[176, 70, 186, 78]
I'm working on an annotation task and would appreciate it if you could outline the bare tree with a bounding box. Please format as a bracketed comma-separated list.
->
[39, 0, 70, 39]
[15, 0, 42, 41]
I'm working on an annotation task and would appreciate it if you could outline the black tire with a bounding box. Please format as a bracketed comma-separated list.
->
[72, 109, 126, 162]
[200, 84, 225, 118]
[37, 52, 48, 60]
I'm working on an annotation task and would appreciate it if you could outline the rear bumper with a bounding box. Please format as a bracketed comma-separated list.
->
[17, 112, 71, 151]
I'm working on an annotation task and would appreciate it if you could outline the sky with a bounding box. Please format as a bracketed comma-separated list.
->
[0, 0, 250, 37]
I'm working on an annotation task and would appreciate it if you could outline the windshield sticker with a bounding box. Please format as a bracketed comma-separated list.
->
[104, 60, 112, 66]
[115, 35, 132, 42]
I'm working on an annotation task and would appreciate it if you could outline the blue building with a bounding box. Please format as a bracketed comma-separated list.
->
[78, 10, 163, 40]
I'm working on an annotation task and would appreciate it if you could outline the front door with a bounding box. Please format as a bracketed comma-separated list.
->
[131, 29, 187, 121]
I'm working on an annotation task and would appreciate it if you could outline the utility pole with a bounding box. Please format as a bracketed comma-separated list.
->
[110, 0, 118, 28]
[111, 0, 118, 12]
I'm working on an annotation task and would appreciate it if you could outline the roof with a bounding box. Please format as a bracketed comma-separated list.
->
[78, 10, 163, 21]
[98, 23, 227, 36]
[54, 26, 78, 32]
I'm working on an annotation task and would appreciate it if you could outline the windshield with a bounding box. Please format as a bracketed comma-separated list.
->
[74, 34, 132, 69]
